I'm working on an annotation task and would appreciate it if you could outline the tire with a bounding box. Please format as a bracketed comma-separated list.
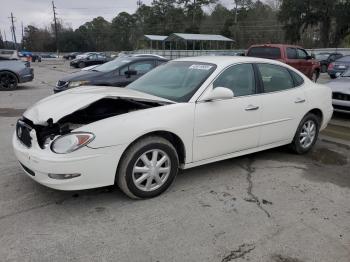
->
[311, 70, 319, 82]
[321, 64, 327, 73]
[329, 74, 337, 79]
[290, 113, 320, 154]
[0, 71, 18, 90]
[117, 136, 179, 199]
[78, 62, 85, 68]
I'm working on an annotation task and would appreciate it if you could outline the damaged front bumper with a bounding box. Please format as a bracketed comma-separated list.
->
[13, 132, 125, 190]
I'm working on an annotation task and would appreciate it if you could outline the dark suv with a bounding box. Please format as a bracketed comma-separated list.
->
[55, 56, 168, 93]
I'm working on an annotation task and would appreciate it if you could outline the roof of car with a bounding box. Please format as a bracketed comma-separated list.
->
[248, 44, 303, 49]
[174, 56, 286, 68]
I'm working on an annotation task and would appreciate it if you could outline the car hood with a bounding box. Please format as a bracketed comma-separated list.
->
[60, 70, 106, 82]
[24, 86, 175, 125]
[326, 77, 350, 94]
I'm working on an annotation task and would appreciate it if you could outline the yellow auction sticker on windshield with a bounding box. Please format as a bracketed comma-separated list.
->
[189, 64, 213, 70]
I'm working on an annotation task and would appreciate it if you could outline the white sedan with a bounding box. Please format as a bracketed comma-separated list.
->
[13, 56, 333, 198]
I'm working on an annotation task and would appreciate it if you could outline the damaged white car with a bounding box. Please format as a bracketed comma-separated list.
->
[13, 56, 333, 198]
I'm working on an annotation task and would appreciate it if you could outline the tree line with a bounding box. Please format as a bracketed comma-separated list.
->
[1, 0, 349, 52]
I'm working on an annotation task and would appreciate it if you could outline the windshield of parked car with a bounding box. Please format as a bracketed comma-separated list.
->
[336, 56, 350, 62]
[315, 53, 329, 61]
[127, 61, 216, 102]
[92, 57, 132, 72]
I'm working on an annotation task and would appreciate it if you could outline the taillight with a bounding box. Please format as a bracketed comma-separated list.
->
[328, 63, 334, 70]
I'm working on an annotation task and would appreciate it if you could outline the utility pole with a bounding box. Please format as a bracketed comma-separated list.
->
[9, 12, 17, 50]
[52, 1, 59, 55]
[21, 21, 24, 49]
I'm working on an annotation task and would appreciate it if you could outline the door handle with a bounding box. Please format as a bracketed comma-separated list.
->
[245, 105, 259, 111]
[294, 98, 306, 103]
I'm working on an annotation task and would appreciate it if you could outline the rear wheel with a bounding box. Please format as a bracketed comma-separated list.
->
[0, 71, 18, 90]
[321, 64, 327, 73]
[117, 136, 179, 199]
[291, 113, 320, 154]
[330, 74, 336, 79]
[78, 62, 85, 68]
[311, 70, 319, 82]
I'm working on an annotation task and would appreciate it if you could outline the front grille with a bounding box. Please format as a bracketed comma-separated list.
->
[56, 80, 68, 87]
[20, 162, 35, 176]
[333, 92, 350, 101]
[333, 104, 350, 112]
[16, 120, 32, 147]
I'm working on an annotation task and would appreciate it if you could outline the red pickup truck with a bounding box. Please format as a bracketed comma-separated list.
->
[246, 44, 321, 82]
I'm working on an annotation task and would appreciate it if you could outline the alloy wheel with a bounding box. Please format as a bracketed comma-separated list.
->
[0, 72, 17, 89]
[299, 120, 316, 149]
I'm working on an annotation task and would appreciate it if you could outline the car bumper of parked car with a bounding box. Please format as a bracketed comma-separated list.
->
[332, 99, 350, 113]
[19, 69, 34, 83]
[328, 69, 347, 77]
[12, 133, 125, 191]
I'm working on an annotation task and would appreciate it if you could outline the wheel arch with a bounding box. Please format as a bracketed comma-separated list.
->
[307, 108, 323, 125]
[118, 130, 187, 169]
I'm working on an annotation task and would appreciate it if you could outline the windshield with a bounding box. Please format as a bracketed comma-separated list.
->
[127, 61, 216, 102]
[336, 56, 350, 62]
[315, 53, 329, 60]
[93, 57, 132, 72]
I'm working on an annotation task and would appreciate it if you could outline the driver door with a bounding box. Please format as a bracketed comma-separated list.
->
[193, 63, 262, 161]
[117, 60, 155, 86]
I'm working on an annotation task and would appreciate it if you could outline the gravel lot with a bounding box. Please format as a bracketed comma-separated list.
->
[0, 60, 349, 262]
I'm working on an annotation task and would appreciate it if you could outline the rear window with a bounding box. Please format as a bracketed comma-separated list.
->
[247, 47, 281, 59]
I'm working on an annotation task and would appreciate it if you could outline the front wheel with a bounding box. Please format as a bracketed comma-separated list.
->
[0, 71, 18, 90]
[117, 136, 179, 199]
[291, 113, 320, 154]
[78, 62, 85, 68]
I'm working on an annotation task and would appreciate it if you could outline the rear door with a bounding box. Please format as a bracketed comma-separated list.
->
[257, 63, 307, 146]
[285, 47, 300, 71]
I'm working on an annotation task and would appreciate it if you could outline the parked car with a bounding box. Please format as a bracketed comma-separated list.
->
[40, 53, 58, 59]
[0, 49, 20, 60]
[328, 55, 350, 79]
[315, 52, 343, 73]
[13, 56, 332, 198]
[246, 44, 321, 81]
[326, 69, 350, 113]
[70, 53, 109, 68]
[18, 51, 32, 58]
[31, 54, 42, 62]
[55, 56, 167, 92]
[0, 60, 34, 90]
[76, 52, 103, 59]
[63, 52, 80, 60]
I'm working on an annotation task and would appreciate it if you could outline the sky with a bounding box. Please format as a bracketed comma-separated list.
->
[0, 0, 235, 43]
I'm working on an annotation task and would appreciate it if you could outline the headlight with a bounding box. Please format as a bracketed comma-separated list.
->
[68, 80, 90, 88]
[51, 132, 95, 154]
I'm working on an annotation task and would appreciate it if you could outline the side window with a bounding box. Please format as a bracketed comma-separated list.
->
[120, 66, 128, 75]
[286, 48, 297, 59]
[289, 70, 304, 87]
[257, 64, 294, 93]
[129, 61, 155, 75]
[297, 49, 308, 59]
[156, 60, 167, 66]
[213, 64, 256, 97]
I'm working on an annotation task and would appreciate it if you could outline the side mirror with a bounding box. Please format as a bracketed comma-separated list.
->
[125, 70, 137, 78]
[306, 55, 313, 60]
[201, 87, 234, 102]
